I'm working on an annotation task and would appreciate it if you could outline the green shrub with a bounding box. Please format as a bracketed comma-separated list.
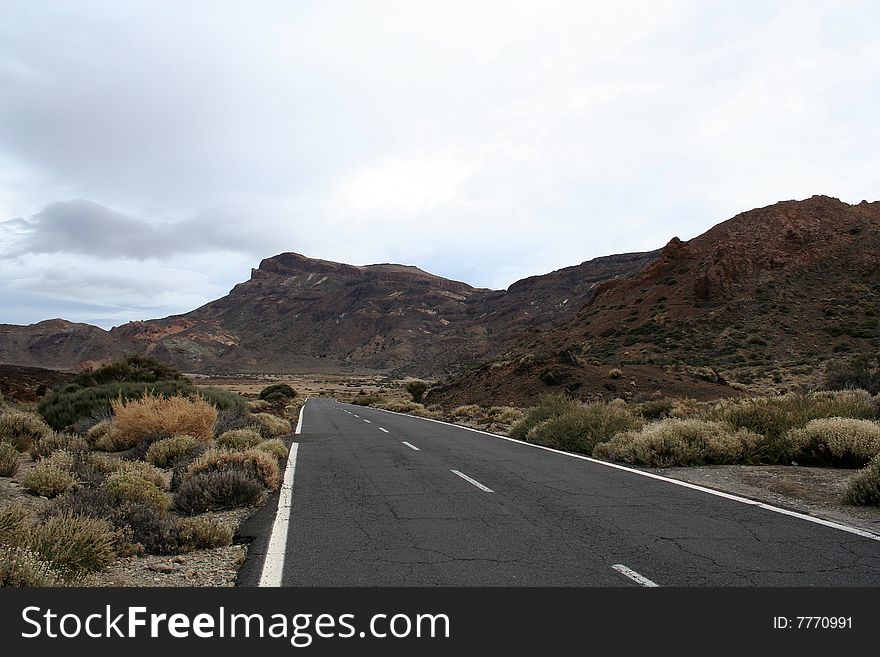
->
[86, 419, 115, 446]
[198, 387, 249, 413]
[73, 355, 184, 387]
[789, 418, 880, 467]
[174, 470, 264, 513]
[39, 380, 195, 430]
[636, 398, 676, 420]
[101, 472, 170, 512]
[0, 546, 66, 586]
[186, 448, 281, 489]
[29, 431, 88, 461]
[0, 411, 52, 451]
[843, 455, 880, 506]
[251, 413, 291, 438]
[488, 406, 524, 425]
[27, 513, 117, 573]
[526, 402, 640, 454]
[259, 384, 297, 403]
[509, 393, 581, 440]
[23, 462, 77, 497]
[594, 419, 767, 467]
[256, 439, 288, 460]
[217, 428, 263, 451]
[146, 434, 201, 468]
[0, 442, 20, 477]
[177, 516, 233, 552]
[404, 380, 429, 404]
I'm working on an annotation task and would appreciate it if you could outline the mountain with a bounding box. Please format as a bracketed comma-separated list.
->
[426, 195, 880, 406]
[0, 249, 657, 375]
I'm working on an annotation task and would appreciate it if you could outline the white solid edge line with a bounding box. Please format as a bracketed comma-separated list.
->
[451, 469, 494, 493]
[259, 398, 307, 587]
[341, 403, 880, 542]
[612, 564, 659, 588]
[401, 441, 420, 451]
[379, 427, 389, 433]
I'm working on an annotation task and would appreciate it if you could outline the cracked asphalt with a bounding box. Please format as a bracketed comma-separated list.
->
[247, 398, 880, 586]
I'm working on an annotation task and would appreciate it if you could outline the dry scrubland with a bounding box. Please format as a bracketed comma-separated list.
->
[0, 357, 301, 587]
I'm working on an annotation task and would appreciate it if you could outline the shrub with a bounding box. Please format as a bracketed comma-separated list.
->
[488, 406, 524, 425]
[594, 419, 767, 467]
[198, 387, 249, 413]
[174, 470, 264, 513]
[0, 503, 30, 544]
[251, 413, 291, 438]
[608, 368, 623, 379]
[259, 384, 297, 403]
[636, 398, 676, 420]
[249, 399, 271, 411]
[404, 380, 429, 404]
[789, 418, 880, 468]
[450, 404, 482, 419]
[86, 419, 115, 445]
[51, 488, 179, 555]
[101, 472, 171, 512]
[0, 442, 20, 477]
[0, 411, 52, 451]
[23, 462, 77, 497]
[217, 428, 263, 451]
[117, 460, 168, 489]
[177, 516, 233, 552]
[186, 448, 281, 490]
[824, 355, 880, 395]
[27, 513, 117, 573]
[73, 355, 184, 387]
[256, 438, 288, 460]
[843, 455, 880, 506]
[111, 393, 217, 446]
[146, 434, 201, 468]
[526, 402, 640, 454]
[0, 546, 65, 587]
[38, 380, 194, 430]
[509, 393, 581, 440]
[29, 431, 88, 461]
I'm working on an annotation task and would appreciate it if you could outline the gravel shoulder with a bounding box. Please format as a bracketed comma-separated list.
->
[656, 464, 880, 536]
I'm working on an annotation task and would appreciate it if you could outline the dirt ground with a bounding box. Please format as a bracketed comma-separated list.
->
[657, 464, 880, 536]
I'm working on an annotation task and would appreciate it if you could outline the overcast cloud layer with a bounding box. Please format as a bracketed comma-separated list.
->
[1, 0, 879, 328]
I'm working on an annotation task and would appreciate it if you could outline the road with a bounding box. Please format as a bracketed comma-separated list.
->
[241, 397, 880, 586]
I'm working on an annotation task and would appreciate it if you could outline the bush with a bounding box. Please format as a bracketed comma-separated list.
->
[146, 434, 201, 468]
[29, 431, 88, 461]
[73, 355, 184, 387]
[0, 546, 65, 586]
[488, 406, 524, 425]
[0, 442, 20, 477]
[198, 387, 249, 413]
[249, 399, 271, 411]
[259, 384, 297, 403]
[101, 472, 171, 512]
[0, 503, 30, 543]
[27, 513, 117, 573]
[843, 455, 880, 506]
[636, 398, 676, 420]
[23, 462, 77, 497]
[251, 413, 291, 438]
[38, 380, 194, 430]
[86, 419, 114, 445]
[608, 368, 623, 379]
[256, 438, 288, 460]
[174, 470, 264, 514]
[0, 411, 52, 451]
[509, 394, 581, 440]
[51, 488, 179, 555]
[111, 393, 217, 446]
[824, 355, 880, 395]
[177, 516, 233, 552]
[594, 419, 767, 467]
[789, 418, 880, 467]
[450, 404, 482, 419]
[186, 448, 281, 490]
[526, 402, 640, 454]
[404, 380, 429, 404]
[217, 428, 263, 451]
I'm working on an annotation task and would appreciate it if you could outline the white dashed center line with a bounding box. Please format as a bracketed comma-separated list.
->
[379, 427, 389, 433]
[612, 564, 659, 587]
[450, 470, 493, 493]
[401, 441, 420, 451]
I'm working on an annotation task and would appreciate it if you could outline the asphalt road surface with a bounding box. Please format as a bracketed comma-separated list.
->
[242, 397, 880, 586]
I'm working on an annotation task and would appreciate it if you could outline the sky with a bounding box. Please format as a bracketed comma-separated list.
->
[1, 0, 879, 328]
